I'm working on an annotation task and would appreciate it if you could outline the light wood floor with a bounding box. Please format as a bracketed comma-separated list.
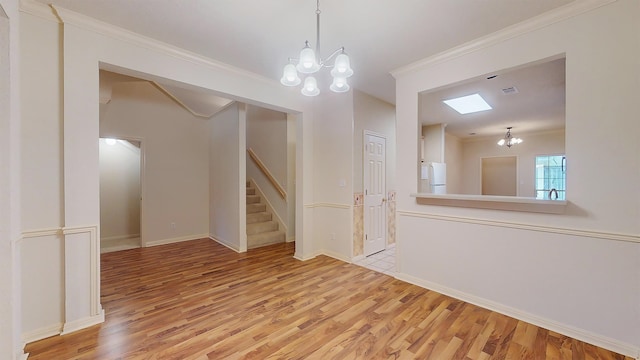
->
[25, 239, 632, 359]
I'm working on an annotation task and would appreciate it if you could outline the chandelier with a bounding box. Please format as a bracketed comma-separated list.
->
[280, 0, 353, 96]
[497, 127, 523, 147]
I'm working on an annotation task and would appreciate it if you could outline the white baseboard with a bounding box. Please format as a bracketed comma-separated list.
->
[351, 254, 365, 263]
[321, 249, 351, 263]
[61, 309, 105, 335]
[145, 234, 208, 247]
[22, 323, 63, 344]
[101, 234, 140, 242]
[209, 235, 240, 253]
[395, 272, 640, 359]
[286, 236, 295, 243]
[293, 251, 317, 261]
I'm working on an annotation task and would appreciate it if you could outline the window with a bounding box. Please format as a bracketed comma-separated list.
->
[535, 155, 565, 200]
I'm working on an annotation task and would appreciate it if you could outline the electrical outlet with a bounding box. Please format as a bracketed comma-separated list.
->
[330, 233, 335, 241]
[170, 222, 176, 230]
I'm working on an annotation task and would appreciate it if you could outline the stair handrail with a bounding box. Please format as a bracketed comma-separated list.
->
[247, 148, 287, 200]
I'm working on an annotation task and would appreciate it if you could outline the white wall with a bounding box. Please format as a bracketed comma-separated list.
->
[460, 130, 565, 196]
[246, 104, 289, 235]
[19, 9, 63, 348]
[100, 81, 209, 245]
[353, 90, 396, 194]
[210, 103, 247, 252]
[99, 139, 141, 241]
[393, 1, 640, 356]
[313, 92, 354, 260]
[0, 0, 23, 357]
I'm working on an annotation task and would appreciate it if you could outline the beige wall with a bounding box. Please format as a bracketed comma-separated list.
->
[100, 81, 209, 245]
[246, 105, 287, 185]
[99, 139, 141, 241]
[444, 133, 463, 194]
[422, 124, 444, 164]
[313, 91, 354, 260]
[0, 0, 22, 357]
[394, 0, 640, 356]
[353, 90, 396, 194]
[209, 102, 247, 252]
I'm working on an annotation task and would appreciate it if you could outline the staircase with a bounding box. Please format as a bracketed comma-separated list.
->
[246, 181, 285, 249]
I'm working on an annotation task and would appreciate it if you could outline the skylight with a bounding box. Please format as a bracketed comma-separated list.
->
[443, 93, 492, 114]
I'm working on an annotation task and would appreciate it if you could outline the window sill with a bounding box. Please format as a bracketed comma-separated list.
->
[411, 193, 567, 214]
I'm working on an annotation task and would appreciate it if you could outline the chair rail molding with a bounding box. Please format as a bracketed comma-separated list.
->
[397, 210, 640, 244]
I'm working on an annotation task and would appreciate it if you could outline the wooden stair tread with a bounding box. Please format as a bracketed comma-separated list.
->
[246, 181, 285, 248]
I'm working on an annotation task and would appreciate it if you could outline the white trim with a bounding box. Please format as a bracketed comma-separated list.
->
[394, 271, 640, 359]
[21, 227, 61, 239]
[321, 250, 351, 263]
[304, 203, 351, 210]
[21, 323, 63, 344]
[62, 225, 102, 317]
[145, 234, 209, 248]
[209, 235, 241, 253]
[100, 233, 140, 242]
[61, 310, 105, 336]
[293, 254, 316, 261]
[397, 210, 640, 243]
[391, 0, 617, 77]
[351, 254, 365, 264]
[50, 6, 276, 86]
[19, 0, 58, 22]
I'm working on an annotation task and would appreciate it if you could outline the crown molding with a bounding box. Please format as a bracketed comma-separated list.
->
[48, 5, 278, 87]
[391, 0, 618, 78]
[19, 0, 58, 22]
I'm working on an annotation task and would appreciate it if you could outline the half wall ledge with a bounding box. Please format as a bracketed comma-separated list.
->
[411, 193, 567, 214]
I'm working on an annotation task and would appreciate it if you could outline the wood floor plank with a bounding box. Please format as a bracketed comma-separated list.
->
[24, 238, 635, 360]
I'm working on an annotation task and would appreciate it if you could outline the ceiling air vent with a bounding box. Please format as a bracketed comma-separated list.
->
[501, 86, 519, 95]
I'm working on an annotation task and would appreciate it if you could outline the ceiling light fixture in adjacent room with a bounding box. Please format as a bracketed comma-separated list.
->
[280, 0, 353, 96]
[443, 93, 492, 114]
[497, 127, 523, 147]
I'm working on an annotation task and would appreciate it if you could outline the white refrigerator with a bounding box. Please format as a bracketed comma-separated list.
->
[428, 162, 447, 194]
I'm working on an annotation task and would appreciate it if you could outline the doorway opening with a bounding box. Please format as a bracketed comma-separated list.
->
[99, 137, 143, 253]
[363, 131, 387, 257]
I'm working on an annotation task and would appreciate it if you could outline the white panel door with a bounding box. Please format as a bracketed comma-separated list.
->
[363, 133, 386, 256]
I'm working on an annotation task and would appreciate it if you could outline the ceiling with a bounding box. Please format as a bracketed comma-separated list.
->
[37, 0, 575, 104]
[419, 57, 566, 140]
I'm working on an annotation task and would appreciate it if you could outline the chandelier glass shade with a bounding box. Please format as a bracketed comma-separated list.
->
[281, 0, 353, 96]
[497, 127, 523, 147]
